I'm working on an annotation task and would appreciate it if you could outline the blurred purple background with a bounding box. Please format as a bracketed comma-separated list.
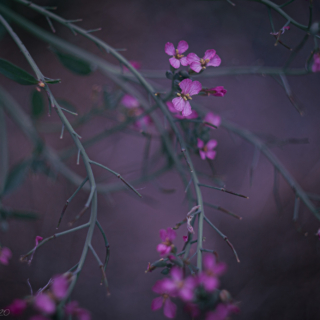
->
[1, 0, 320, 319]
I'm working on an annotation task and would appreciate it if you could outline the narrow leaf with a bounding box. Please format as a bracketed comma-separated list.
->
[0, 59, 38, 85]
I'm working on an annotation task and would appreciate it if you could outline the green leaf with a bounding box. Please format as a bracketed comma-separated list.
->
[0, 59, 38, 85]
[31, 90, 45, 119]
[2, 159, 31, 196]
[153, 260, 168, 268]
[56, 99, 77, 113]
[52, 49, 95, 75]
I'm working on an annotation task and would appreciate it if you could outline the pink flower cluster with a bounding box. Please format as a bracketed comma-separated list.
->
[312, 53, 320, 73]
[151, 254, 238, 319]
[165, 40, 221, 72]
[157, 228, 176, 257]
[7, 274, 91, 320]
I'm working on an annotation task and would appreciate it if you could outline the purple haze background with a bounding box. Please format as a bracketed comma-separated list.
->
[1, 0, 320, 319]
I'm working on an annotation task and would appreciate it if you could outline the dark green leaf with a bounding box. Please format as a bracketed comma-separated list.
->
[56, 99, 77, 113]
[153, 260, 168, 268]
[52, 49, 95, 75]
[31, 90, 45, 119]
[44, 77, 61, 84]
[2, 159, 31, 196]
[0, 59, 38, 85]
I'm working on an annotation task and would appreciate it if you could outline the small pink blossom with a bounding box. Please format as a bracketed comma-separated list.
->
[205, 303, 239, 320]
[201, 86, 227, 97]
[312, 53, 320, 73]
[151, 280, 177, 318]
[123, 60, 141, 72]
[51, 275, 68, 300]
[183, 235, 188, 242]
[65, 301, 91, 320]
[121, 94, 140, 108]
[0, 247, 12, 265]
[270, 25, 290, 36]
[35, 236, 43, 246]
[197, 139, 217, 160]
[187, 50, 221, 73]
[157, 228, 176, 257]
[161, 267, 195, 302]
[167, 101, 198, 119]
[7, 299, 27, 315]
[172, 79, 202, 117]
[198, 255, 226, 292]
[34, 294, 55, 315]
[204, 112, 221, 128]
[165, 41, 189, 69]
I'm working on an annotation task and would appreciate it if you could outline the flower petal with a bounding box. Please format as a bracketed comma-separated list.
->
[203, 49, 216, 60]
[52, 275, 68, 300]
[166, 228, 176, 241]
[189, 62, 202, 73]
[204, 112, 221, 127]
[187, 53, 200, 64]
[121, 94, 139, 108]
[157, 243, 169, 256]
[159, 229, 167, 242]
[170, 267, 183, 281]
[204, 255, 215, 269]
[151, 297, 163, 311]
[167, 101, 178, 113]
[206, 139, 218, 150]
[161, 279, 177, 294]
[163, 298, 177, 318]
[172, 97, 185, 112]
[188, 81, 202, 96]
[203, 276, 219, 292]
[177, 40, 189, 54]
[207, 54, 221, 67]
[169, 57, 180, 69]
[165, 42, 175, 56]
[206, 151, 217, 160]
[186, 110, 199, 119]
[179, 78, 192, 94]
[199, 150, 206, 160]
[180, 56, 189, 66]
[214, 262, 227, 276]
[152, 280, 165, 294]
[197, 138, 204, 149]
[34, 294, 56, 315]
[182, 101, 192, 117]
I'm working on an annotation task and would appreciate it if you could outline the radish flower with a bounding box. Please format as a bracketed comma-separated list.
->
[165, 41, 189, 69]
[188, 49, 221, 73]
[197, 139, 217, 160]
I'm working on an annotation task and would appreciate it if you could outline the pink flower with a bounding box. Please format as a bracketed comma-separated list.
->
[35, 236, 43, 246]
[121, 94, 139, 108]
[51, 275, 68, 300]
[157, 228, 176, 257]
[197, 139, 217, 160]
[206, 303, 239, 320]
[165, 40, 189, 69]
[0, 247, 12, 265]
[202, 86, 227, 97]
[312, 53, 320, 73]
[204, 112, 221, 128]
[198, 255, 226, 292]
[34, 294, 55, 315]
[7, 299, 27, 315]
[187, 50, 221, 73]
[123, 60, 141, 72]
[172, 79, 202, 117]
[167, 101, 198, 119]
[183, 235, 188, 242]
[151, 280, 177, 318]
[161, 267, 195, 301]
[65, 301, 91, 320]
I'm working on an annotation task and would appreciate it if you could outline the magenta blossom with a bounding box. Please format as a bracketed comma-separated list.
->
[197, 139, 217, 160]
[172, 79, 202, 117]
[206, 303, 239, 320]
[312, 53, 320, 73]
[34, 294, 55, 315]
[204, 112, 221, 128]
[198, 255, 226, 292]
[7, 299, 27, 315]
[157, 228, 176, 257]
[161, 267, 196, 302]
[201, 86, 227, 97]
[65, 301, 91, 320]
[167, 101, 198, 119]
[183, 235, 188, 242]
[151, 280, 177, 319]
[187, 50, 221, 73]
[0, 247, 12, 265]
[121, 94, 140, 108]
[51, 275, 69, 300]
[165, 41, 189, 69]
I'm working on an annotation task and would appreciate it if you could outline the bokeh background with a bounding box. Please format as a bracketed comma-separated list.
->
[1, 0, 320, 319]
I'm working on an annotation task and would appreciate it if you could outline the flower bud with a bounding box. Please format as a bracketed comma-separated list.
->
[166, 70, 173, 80]
[219, 289, 232, 303]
